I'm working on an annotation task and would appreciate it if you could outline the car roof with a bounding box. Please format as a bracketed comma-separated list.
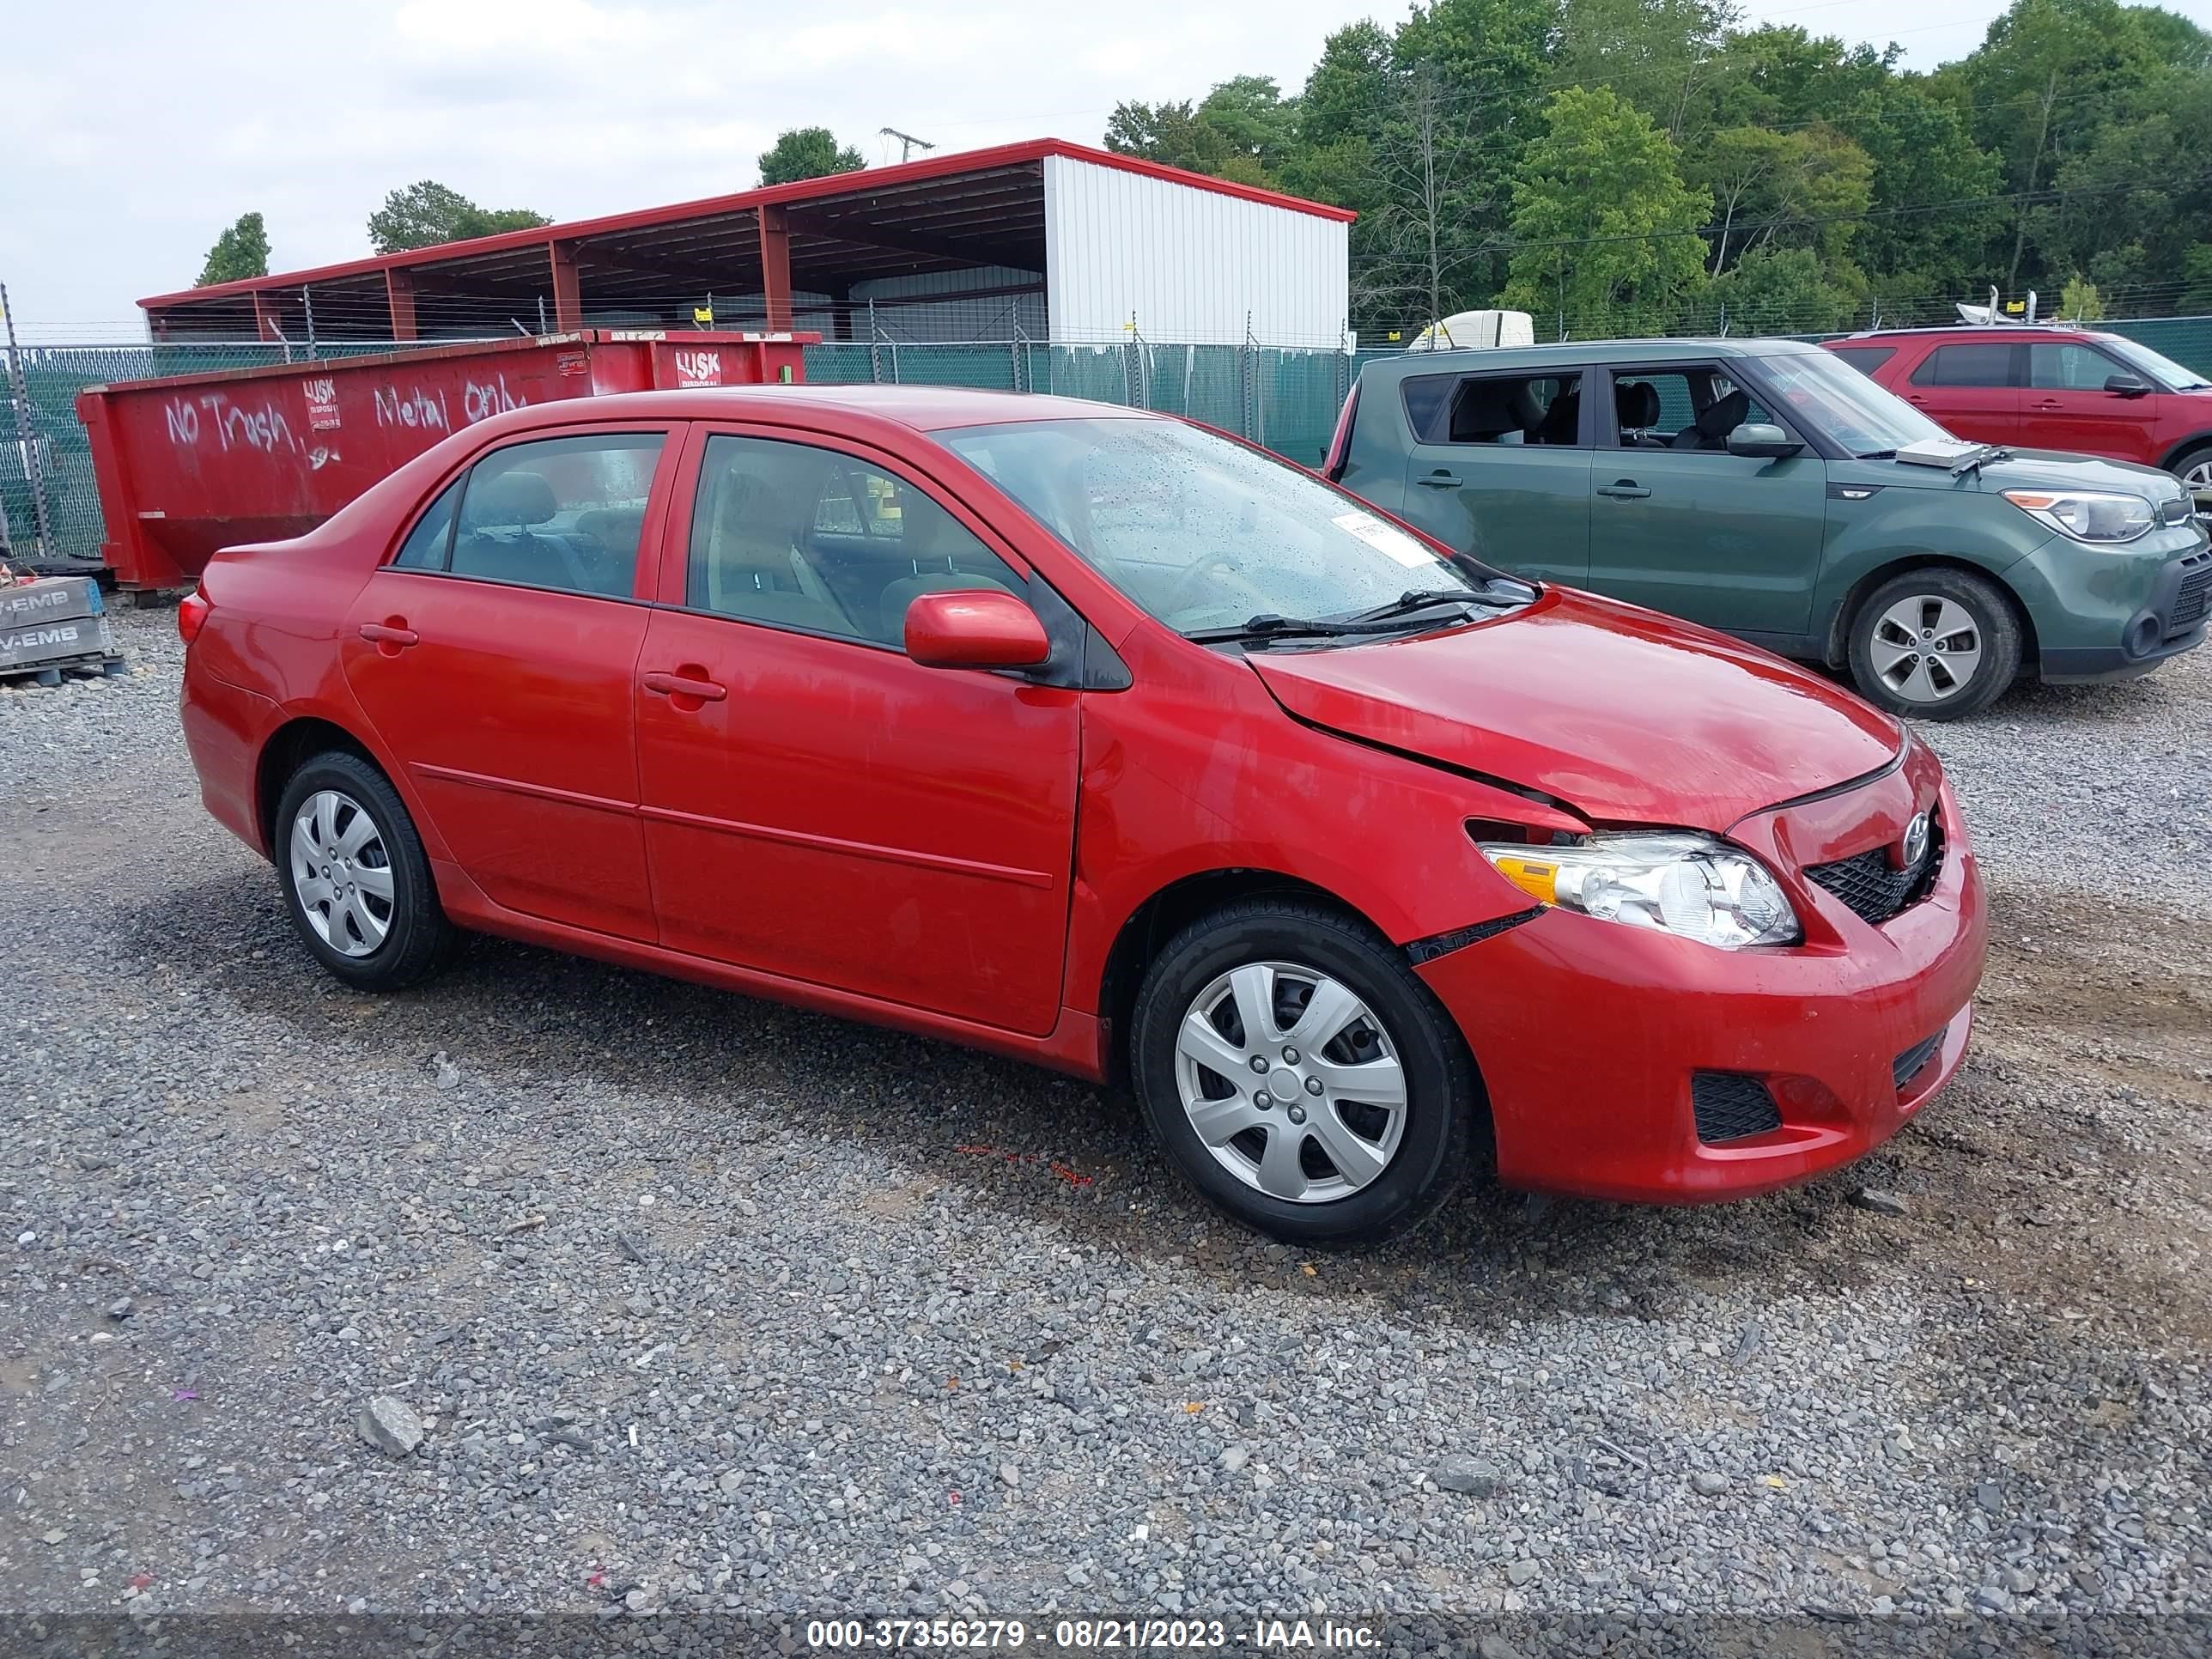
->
[1835, 325, 2112, 343]
[1360, 337, 1826, 380]
[487, 384, 1149, 437]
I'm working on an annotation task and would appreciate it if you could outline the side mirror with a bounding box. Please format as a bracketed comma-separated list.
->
[903, 588, 1051, 671]
[1726, 422, 1803, 459]
[2104, 373, 2153, 398]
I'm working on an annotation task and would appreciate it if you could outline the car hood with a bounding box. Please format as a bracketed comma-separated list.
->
[1247, 589, 1903, 831]
[1843, 448, 2183, 497]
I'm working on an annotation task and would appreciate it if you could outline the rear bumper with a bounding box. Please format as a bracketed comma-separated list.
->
[179, 656, 276, 855]
[1416, 763, 1987, 1203]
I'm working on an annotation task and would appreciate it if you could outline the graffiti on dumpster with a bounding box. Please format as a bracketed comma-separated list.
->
[371, 373, 529, 436]
[163, 393, 300, 456]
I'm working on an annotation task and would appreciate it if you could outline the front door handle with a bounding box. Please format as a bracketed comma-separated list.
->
[1596, 480, 1651, 500]
[2031, 398, 2063, 410]
[1416, 469, 1462, 489]
[357, 620, 418, 653]
[642, 670, 727, 703]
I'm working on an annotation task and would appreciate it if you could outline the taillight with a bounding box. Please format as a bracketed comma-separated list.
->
[1323, 383, 1360, 482]
[177, 584, 211, 645]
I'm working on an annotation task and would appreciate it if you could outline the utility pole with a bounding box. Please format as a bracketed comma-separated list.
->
[880, 127, 936, 164]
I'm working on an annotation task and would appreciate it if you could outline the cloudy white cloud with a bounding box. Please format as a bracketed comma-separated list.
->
[3, 0, 2057, 338]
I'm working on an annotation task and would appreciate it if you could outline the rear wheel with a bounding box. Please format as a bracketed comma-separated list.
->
[1844, 568, 2021, 720]
[274, 750, 456, 989]
[1130, 897, 1479, 1246]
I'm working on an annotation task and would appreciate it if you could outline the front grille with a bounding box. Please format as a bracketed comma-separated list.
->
[1806, 815, 1945, 927]
[1692, 1073, 1783, 1143]
[2173, 562, 2211, 631]
[1892, 1031, 1943, 1091]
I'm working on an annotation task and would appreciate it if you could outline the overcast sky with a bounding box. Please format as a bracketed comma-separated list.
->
[7, 0, 2197, 339]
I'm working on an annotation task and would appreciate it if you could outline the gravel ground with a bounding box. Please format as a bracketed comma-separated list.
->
[2, 608, 2208, 1651]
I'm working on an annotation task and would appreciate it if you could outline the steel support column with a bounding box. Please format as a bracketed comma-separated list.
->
[550, 240, 584, 332]
[757, 206, 792, 331]
[386, 270, 418, 341]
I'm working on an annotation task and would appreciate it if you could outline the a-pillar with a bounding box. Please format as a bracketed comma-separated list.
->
[550, 240, 584, 331]
[757, 205, 792, 331]
[386, 269, 418, 341]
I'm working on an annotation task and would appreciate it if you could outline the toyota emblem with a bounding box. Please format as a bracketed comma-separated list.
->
[1900, 811, 1930, 869]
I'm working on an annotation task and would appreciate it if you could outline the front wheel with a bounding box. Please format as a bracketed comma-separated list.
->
[1844, 568, 2021, 720]
[1129, 897, 1480, 1245]
[274, 750, 456, 989]
[2167, 442, 2212, 511]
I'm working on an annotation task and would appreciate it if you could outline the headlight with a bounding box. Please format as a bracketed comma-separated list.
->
[1477, 833, 1800, 950]
[2001, 489, 2156, 544]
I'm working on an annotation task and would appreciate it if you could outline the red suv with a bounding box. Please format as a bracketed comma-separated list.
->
[175, 387, 1985, 1243]
[1826, 327, 2212, 502]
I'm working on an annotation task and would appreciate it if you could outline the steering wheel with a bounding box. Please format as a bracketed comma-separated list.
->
[1157, 555, 1273, 624]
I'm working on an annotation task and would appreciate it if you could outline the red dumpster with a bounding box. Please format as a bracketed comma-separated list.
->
[75, 329, 817, 590]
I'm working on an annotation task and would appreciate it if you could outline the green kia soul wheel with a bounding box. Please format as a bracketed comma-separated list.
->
[1844, 568, 2022, 720]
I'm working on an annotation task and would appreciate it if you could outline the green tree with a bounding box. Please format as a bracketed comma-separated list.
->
[756, 128, 866, 187]
[2058, 275, 2105, 319]
[1501, 87, 1712, 333]
[1710, 244, 1856, 331]
[1551, 0, 1734, 137]
[368, 181, 551, 254]
[1107, 77, 1298, 183]
[1691, 123, 1873, 270]
[196, 211, 270, 287]
[1840, 80, 2004, 290]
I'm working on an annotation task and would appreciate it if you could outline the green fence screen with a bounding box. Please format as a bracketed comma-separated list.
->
[11, 317, 2212, 569]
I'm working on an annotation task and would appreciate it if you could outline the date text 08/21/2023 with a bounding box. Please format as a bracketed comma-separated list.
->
[802, 1616, 1382, 1650]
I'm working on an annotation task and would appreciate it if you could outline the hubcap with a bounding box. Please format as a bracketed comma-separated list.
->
[1869, 595, 1983, 704]
[1173, 962, 1407, 1205]
[289, 789, 394, 957]
[2184, 458, 2212, 503]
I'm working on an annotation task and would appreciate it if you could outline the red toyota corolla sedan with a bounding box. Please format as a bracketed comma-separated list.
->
[177, 386, 1986, 1243]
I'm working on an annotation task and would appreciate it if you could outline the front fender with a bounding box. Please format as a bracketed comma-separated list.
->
[1809, 482, 2048, 658]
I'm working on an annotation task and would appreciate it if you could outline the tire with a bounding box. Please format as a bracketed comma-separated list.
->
[1844, 568, 2022, 721]
[1129, 896, 1480, 1246]
[273, 750, 457, 990]
[2167, 441, 2212, 509]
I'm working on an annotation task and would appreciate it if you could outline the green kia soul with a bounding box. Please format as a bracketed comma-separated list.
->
[1325, 338, 2210, 718]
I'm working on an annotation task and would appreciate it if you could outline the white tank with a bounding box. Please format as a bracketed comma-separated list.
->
[1405, 310, 1535, 351]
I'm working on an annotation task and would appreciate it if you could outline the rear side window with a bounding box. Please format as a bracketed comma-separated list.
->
[449, 433, 664, 599]
[1910, 344, 2015, 388]
[1828, 346, 1895, 376]
[1416, 373, 1583, 447]
[391, 479, 462, 569]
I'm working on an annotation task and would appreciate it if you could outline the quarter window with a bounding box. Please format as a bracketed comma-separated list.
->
[391, 478, 463, 569]
[448, 433, 665, 598]
[1910, 344, 2015, 388]
[687, 434, 1024, 649]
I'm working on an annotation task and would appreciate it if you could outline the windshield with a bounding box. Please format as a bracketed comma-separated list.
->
[2100, 336, 2209, 392]
[1769, 349, 1954, 455]
[937, 416, 1496, 635]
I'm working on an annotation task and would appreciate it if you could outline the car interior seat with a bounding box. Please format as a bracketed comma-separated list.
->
[875, 499, 1017, 646]
[700, 462, 858, 636]
[1447, 379, 1544, 445]
[1673, 387, 1749, 450]
[1614, 381, 1669, 449]
[1534, 381, 1581, 445]
[452, 471, 563, 587]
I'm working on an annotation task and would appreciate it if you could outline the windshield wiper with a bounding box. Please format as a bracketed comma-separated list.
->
[1856, 448, 1898, 460]
[1343, 588, 1487, 623]
[1184, 613, 1370, 646]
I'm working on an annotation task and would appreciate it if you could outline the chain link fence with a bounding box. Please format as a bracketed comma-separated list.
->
[9, 315, 2211, 569]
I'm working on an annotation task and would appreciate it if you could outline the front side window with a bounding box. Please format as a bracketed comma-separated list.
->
[939, 416, 1504, 636]
[450, 433, 664, 598]
[2029, 342, 2122, 392]
[1911, 343, 2015, 389]
[688, 434, 1024, 648]
[1607, 368, 1775, 451]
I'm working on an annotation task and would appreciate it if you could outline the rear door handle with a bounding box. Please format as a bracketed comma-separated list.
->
[1596, 480, 1650, 500]
[356, 621, 418, 649]
[642, 671, 727, 702]
[1416, 470, 1462, 489]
